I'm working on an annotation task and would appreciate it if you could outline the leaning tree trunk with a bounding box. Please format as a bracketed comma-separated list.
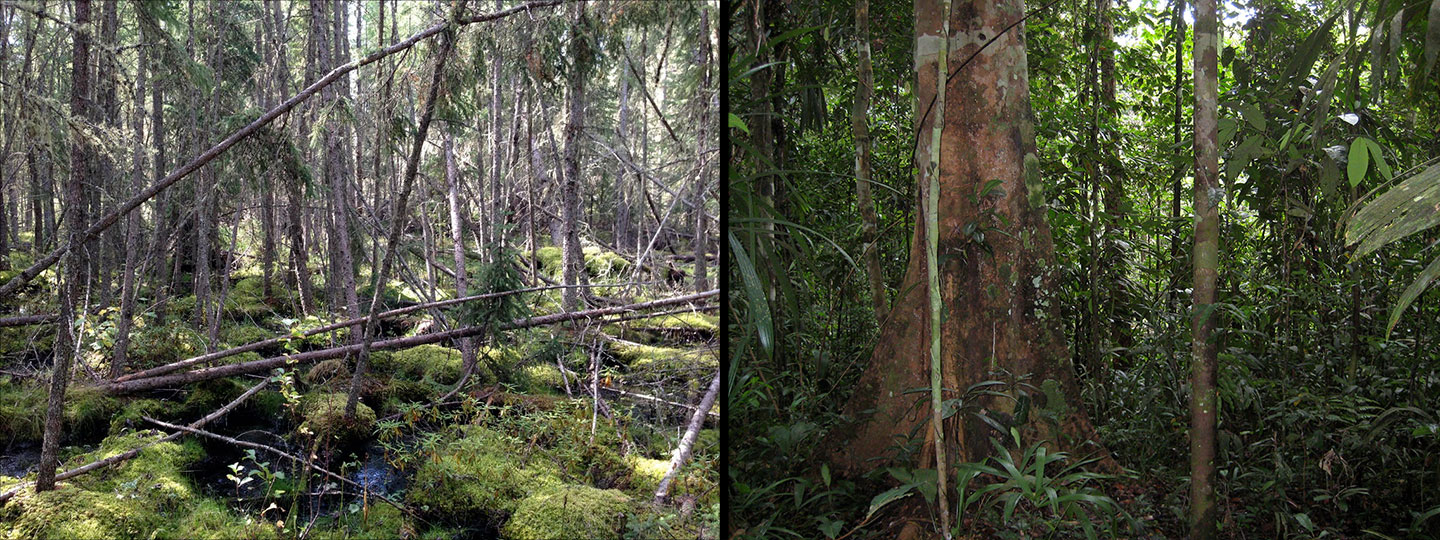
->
[38, 0, 93, 493]
[828, 0, 1118, 479]
[445, 131, 478, 376]
[1188, 0, 1221, 535]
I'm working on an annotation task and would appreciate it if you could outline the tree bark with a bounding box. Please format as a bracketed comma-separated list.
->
[38, 0, 93, 493]
[1188, 0, 1221, 534]
[828, 0, 1118, 480]
[691, 7, 712, 294]
[852, 0, 887, 321]
[560, 2, 591, 312]
[653, 370, 720, 504]
[113, 37, 148, 378]
[445, 130, 479, 378]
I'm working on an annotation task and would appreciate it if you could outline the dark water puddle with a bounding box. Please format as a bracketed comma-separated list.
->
[0, 440, 40, 478]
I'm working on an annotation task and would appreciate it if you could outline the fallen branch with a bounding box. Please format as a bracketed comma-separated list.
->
[654, 370, 721, 504]
[104, 290, 717, 394]
[114, 282, 641, 383]
[141, 416, 409, 516]
[0, 379, 270, 505]
[602, 386, 718, 418]
[0, 314, 58, 327]
[0, 0, 572, 300]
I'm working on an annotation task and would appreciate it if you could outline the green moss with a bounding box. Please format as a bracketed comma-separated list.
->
[280, 316, 350, 348]
[384, 344, 461, 385]
[583, 246, 632, 279]
[177, 378, 246, 418]
[0, 378, 44, 442]
[0, 325, 54, 358]
[309, 503, 409, 540]
[625, 455, 671, 498]
[520, 363, 565, 394]
[406, 425, 560, 518]
[500, 484, 632, 540]
[128, 320, 207, 367]
[0, 431, 275, 540]
[218, 323, 275, 350]
[221, 276, 296, 319]
[535, 246, 563, 276]
[615, 312, 719, 333]
[164, 295, 198, 321]
[0, 381, 118, 443]
[299, 392, 375, 445]
[109, 398, 178, 436]
[158, 498, 280, 540]
[607, 342, 717, 386]
[303, 358, 351, 388]
[248, 390, 287, 418]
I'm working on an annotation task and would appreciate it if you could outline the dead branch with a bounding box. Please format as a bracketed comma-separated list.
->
[103, 290, 717, 394]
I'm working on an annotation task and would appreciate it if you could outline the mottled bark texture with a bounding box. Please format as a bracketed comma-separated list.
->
[1188, 0, 1221, 535]
[38, 0, 93, 493]
[829, 0, 1117, 478]
[853, 0, 888, 321]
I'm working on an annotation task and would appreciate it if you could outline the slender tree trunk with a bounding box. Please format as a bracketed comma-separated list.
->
[1167, 0, 1187, 306]
[852, 0, 887, 320]
[38, 0, 93, 493]
[691, 7, 712, 293]
[1188, 0, 1221, 534]
[113, 41, 148, 378]
[560, 4, 592, 312]
[828, 0, 1118, 484]
[445, 131, 479, 375]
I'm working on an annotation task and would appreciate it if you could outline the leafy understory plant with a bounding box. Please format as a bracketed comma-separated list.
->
[952, 428, 1128, 539]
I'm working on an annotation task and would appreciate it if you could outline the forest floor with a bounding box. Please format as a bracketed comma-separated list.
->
[0, 246, 718, 539]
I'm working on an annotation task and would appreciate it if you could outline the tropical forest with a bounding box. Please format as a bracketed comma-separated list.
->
[0, 0, 718, 538]
[728, 0, 1440, 537]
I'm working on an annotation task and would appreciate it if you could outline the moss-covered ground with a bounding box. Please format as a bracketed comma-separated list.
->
[0, 254, 717, 539]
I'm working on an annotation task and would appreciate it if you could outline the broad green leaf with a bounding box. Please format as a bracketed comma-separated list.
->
[1282, 10, 1342, 83]
[728, 113, 750, 135]
[1348, 138, 1371, 187]
[820, 464, 831, 487]
[1242, 104, 1266, 131]
[729, 232, 773, 358]
[1367, 138, 1393, 181]
[1385, 254, 1440, 337]
[1346, 163, 1440, 255]
[864, 485, 913, 520]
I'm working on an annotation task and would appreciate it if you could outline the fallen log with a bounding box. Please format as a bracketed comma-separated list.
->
[0, 314, 58, 327]
[0, 379, 270, 505]
[104, 290, 717, 394]
[114, 282, 644, 383]
[0, 0, 571, 300]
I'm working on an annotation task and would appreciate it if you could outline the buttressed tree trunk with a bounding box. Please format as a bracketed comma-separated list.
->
[829, 0, 1118, 478]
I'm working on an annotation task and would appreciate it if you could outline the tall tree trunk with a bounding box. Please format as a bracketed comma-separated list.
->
[38, 0, 93, 493]
[1167, 0, 1187, 307]
[828, 0, 1118, 483]
[445, 131, 478, 376]
[852, 0, 887, 320]
[1188, 0, 1221, 534]
[113, 39, 149, 378]
[691, 7, 712, 294]
[560, 3, 592, 312]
